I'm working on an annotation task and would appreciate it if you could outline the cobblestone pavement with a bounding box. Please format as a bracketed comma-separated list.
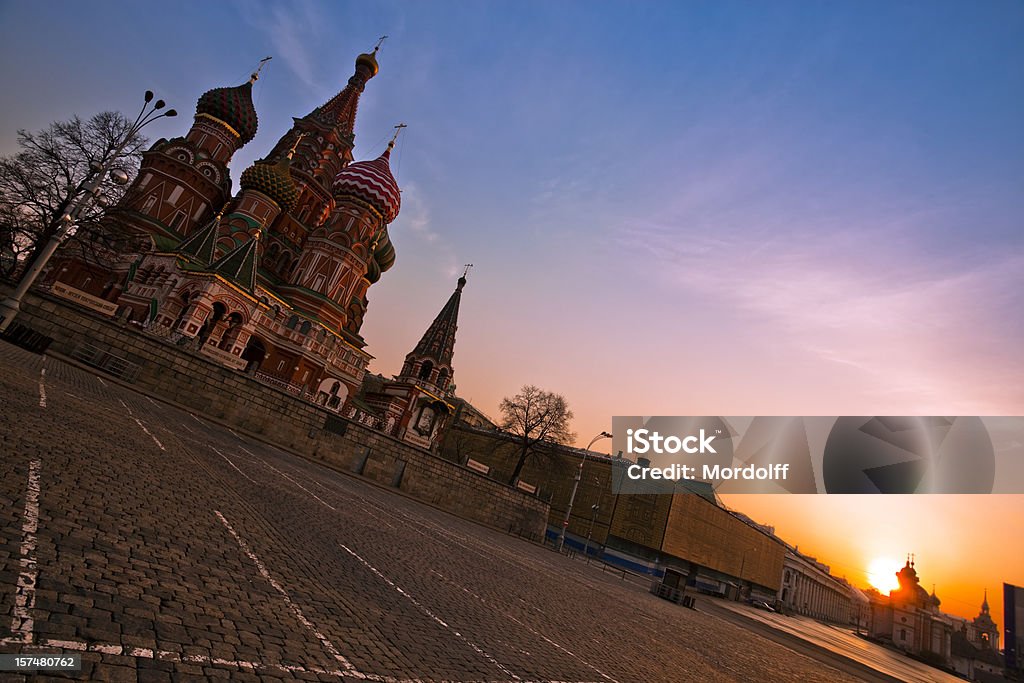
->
[0, 341, 869, 682]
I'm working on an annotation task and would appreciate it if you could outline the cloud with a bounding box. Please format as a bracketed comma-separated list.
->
[231, 0, 326, 90]
[615, 215, 1024, 413]
[396, 181, 438, 243]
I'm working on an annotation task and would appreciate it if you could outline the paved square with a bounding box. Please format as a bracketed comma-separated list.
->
[0, 342, 866, 682]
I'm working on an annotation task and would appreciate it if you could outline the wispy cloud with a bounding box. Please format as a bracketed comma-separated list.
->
[615, 213, 1024, 413]
[397, 181, 439, 243]
[391, 181, 463, 280]
[231, 0, 326, 90]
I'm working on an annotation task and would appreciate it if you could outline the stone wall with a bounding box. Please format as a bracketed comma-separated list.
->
[6, 287, 549, 538]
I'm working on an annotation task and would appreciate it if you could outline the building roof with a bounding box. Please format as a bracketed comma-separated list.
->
[176, 218, 219, 265]
[195, 81, 258, 144]
[332, 143, 401, 223]
[210, 236, 260, 292]
[406, 275, 465, 369]
[308, 49, 379, 137]
[239, 156, 298, 212]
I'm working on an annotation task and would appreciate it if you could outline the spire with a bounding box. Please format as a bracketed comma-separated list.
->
[211, 234, 261, 292]
[176, 214, 221, 265]
[411, 274, 468, 368]
[982, 589, 989, 613]
[309, 45, 382, 137]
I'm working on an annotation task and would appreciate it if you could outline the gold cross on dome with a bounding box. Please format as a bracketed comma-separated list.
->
[389, 123, 408, 146]
[250, 56, 272, 83]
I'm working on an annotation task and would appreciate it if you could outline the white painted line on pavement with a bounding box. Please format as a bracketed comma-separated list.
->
[0, 635, 591, 683]
[145, 395, 160, 407]
[189, 412, 205, 426]
[341, 544, 521, 681]
[430, 569, 617, 682]
[0, 635, 345, 676]
[215, 511, 361, 677]
[119, 399, 165, 451]
[211, 446, 257, 484]
[244, 450, 397, 530]
[239, 449, 343, 512]
[10, 458, 42, 644]
[37, 368, 46, 408]
[96, 376, 107, 387]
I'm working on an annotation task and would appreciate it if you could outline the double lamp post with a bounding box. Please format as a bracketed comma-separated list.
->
[557, 430, 612, 553]
[0, 91, 176, 333]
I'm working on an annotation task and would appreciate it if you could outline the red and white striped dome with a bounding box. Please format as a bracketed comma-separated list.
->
[332, 144, 400, 223]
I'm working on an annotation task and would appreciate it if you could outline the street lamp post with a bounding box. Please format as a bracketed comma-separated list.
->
[0, 91, 176, 333]
[558, 430, 611, 552]
[585, 503, 600, 564]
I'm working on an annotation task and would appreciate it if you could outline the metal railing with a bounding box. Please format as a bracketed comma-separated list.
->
[70, 342, 141, 382]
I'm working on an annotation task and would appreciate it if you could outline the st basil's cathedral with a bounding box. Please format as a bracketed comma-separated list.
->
[45, 46, 465, 449]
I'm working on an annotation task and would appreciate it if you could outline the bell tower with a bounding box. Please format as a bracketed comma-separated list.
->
[399, 267, 470, 396]
[259, 45, 384, 284]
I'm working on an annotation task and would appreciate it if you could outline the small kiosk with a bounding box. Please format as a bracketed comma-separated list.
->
[650, 568, 696, 608]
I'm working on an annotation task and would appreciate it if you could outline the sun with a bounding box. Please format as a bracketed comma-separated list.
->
[867, 557, 903, 593]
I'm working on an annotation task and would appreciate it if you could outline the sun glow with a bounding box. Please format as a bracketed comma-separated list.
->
[867, 557, 903, 593]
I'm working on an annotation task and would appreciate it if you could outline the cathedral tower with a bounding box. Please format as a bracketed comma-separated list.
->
[279, 134, 400, 340]
[259, 46, 382, 285]
[127, 70, 262, 240]
[399, 270, 468, 396]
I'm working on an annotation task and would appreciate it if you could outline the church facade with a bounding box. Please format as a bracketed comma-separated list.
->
[43, 46, 465, 449]
[867, 556, 953, 664]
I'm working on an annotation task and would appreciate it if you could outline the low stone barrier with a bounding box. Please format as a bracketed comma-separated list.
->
[3, 285, 549, 539]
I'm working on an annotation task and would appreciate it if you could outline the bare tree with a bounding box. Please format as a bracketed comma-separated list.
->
[500, 385, 576, 485]
[0, 112, 147, 279]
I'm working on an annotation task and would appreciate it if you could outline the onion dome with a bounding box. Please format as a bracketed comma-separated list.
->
[355, 49, 380, 78]
[195, 81, 258, 144]
[239, 156, 298, 212]
[332, 142, 401, 223]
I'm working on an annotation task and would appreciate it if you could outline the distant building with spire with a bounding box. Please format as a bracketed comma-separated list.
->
[43, 45, 442, 416]
[948, 590, 1003, 680]
[867, 555, 953, 665]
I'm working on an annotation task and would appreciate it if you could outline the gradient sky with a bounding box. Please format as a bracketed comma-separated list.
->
[1, 1, 1022, 622]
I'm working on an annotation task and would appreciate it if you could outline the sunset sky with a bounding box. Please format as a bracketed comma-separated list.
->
[1, 1, 1022, 622]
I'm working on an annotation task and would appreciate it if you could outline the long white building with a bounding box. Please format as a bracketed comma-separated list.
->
[777, 548, 853, 624]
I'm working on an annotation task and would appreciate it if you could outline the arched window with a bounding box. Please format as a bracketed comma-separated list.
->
[299, 320, 311, 335]
[286, 315, 298, 330]
[437, 368, 449, 390]
[418, 360, 433, 380]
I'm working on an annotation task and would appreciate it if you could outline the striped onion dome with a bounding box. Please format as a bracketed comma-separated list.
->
[195, 81, 258, 144]
[332, 143, 400, 223]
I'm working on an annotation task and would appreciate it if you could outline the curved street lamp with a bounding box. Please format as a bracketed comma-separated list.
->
[558, 430, 612, 552]
[0, 91, 176, 332]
